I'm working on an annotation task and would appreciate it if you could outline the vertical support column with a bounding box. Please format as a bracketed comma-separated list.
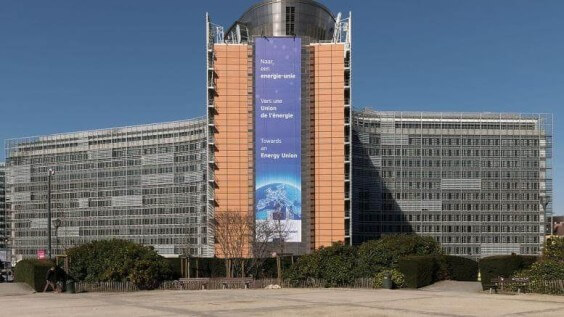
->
[344, 18, 353, 245]
[311, 43, 346, 249]
[213, 43, 252, 258]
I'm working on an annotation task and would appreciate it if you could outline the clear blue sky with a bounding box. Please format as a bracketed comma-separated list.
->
[1, 0, 563, 213]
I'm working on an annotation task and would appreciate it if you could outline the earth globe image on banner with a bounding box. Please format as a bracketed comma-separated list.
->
[255, 183, 301, 221]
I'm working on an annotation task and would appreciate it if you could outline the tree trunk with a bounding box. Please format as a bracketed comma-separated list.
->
[225, 259, 232, 278]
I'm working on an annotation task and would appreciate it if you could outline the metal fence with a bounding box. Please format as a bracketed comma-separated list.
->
[503, 279, 564, 295]
[73, 278, 377, 293]
[75, 281, 139, 293]
[530, 280, 564, 295]
[281, 278, 375, 289]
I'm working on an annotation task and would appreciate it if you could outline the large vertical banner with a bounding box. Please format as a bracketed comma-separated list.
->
[254, 37, 302, 242]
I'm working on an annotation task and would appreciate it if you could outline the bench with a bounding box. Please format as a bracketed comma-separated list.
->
[490, 277, 530, 294]
[489, 277, 502, 293]
[219, 278, 253, 289]
[178, 278, 210, 290]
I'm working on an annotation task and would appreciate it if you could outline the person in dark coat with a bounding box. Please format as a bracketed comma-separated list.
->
[55, 265, 67, 292]
[43, 267, 58, 292]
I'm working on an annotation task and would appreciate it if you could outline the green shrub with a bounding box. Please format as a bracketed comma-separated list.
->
[356, 235, 442, 277]
[129, 259, 170, 290]
[284, 251, 322, 283]
[373, 269, 405, 288]
[498, 238, 564, 295]
[398, 256, 437, 288]
[284, 237, 443, 286]
[14, 259, 55, 291]
[479, 255, 538, 290]
[511, 260, 564, 294]
[543, 237, 564, 262]
[440, 256, 478, 281]
[284, 242, 358, 286]
[318, 243, 359, 286]
[516, 260, 564, 280]
[66, 239, 171, 290]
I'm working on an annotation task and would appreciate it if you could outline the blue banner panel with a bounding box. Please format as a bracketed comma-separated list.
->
[254, 37, 302, 242]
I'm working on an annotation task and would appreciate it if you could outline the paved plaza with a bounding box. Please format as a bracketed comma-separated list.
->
[1, 282, 564, 316]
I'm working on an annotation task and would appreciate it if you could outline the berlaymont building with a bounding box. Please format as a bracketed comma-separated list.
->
[3, 0, 553, 262]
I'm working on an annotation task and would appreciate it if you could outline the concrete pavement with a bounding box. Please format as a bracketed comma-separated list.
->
[1, 283, 563, 316]
[0, 283, 34, 296]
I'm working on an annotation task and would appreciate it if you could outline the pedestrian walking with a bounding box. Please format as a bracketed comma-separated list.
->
[43, 267, 58, 292]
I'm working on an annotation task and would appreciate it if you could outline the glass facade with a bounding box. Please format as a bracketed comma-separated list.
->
[352, 110, 553, 258]
[4, 119, 212, 260]
[3, 0, 555, 262]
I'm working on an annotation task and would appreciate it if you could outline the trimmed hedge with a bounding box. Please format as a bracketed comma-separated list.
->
[479, 255, 538, 290]
[399, 256, 437, 288]
[14, 259, 55, 291]
[399, 255, 478, 288]
[441, 256, 478, 281]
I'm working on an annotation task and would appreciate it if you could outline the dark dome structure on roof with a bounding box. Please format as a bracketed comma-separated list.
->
[226, 0, 336, 44]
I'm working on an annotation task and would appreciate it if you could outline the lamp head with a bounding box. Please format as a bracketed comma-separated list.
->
[540, 196, 551, 206]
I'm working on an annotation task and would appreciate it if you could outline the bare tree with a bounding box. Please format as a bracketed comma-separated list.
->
[213, 210, 294, 279]
[247, 217, 293, 279]
[251, 218, 276, 258]
[270, 217, 292, 255]
[213, 211, 253, 278]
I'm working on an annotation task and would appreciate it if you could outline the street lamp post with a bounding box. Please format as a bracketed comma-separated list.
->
[540, 196, 551, 236]
[47, 168, 55, 259]
[53, 218, 61, 258]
